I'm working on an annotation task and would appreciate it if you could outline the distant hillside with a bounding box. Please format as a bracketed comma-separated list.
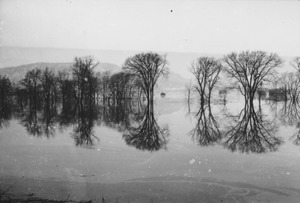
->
[0, 62, 121, 82]
[156, 72, 190, 91]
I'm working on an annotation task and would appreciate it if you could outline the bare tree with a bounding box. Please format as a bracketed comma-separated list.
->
[100, 71, 111, 103]
[19, 68, 42, 108]
[291, 57, 300, 73]
[0, 76, 13, 107]
[72, 56, 98, 107]
[40, 67, 58, 109]
[122, 52, 168, 104]
[223, 51, 282, 106]
[57, 69, 75, 107]
[275, 73, 290, 101]
[282, 72, 300, 103]
[130, 76, 144, 99]
[109, 72, 131, 102]
[190, 57, 222, 105]
[0, 76, 13, 128]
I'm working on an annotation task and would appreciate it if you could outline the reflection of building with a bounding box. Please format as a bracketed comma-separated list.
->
[268, 88, 286, 100]
[218, 87, 287, 101]
[259, 88, 286, 101]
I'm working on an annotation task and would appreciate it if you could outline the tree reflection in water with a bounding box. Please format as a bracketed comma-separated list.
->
[278, 100, 300, 146]
[123, 103, 169, 152]
[190, 104, 221, 146]
[223, 102, 282, 153]
[58, 101, 77, 130]
[12, 95, 169, 151]
[291, 122, 300, 146]
[14, 97, 101, 148]
[3, 89, 288, 152]
[18, 102, 43, 137]
[101, 100, 132, 132]
[0, 102, 12, 129]
[71, 105, 100, 149]
[40, 103, 58, 138]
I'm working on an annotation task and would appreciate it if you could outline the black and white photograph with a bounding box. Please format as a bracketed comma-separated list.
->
[0, 0, 299, 202]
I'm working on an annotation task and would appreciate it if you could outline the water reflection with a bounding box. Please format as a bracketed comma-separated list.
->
[223, 103, 282, 153]
[123, 103, 169, 151]
[190, 105, 221, 146]
[291, 124, 300, 146]
[58, 100, 77, 130]
[72, 105, 100, 149]
[0, 102, 12, 129]
[17, 102, 43, 137]
[277, 100, 300, 146]
[12, 95, 101, 148]
[279, 100, 300, 126]
[101, 100, 132, 132]
[2, 89, 296, 152]
[2, 94, 170, 151]
[40, 103, 58, 138]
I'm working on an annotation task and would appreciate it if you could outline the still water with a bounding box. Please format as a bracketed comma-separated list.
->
[0, 94, 299, 202]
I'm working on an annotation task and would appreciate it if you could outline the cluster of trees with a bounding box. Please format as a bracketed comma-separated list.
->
[273, 57, 300, 103]
[0, 75, 14, 128]
[0, 52, 169, 151]
[190, 57, 222, 105]
[0, 52, 168, 111]
[188, 51, 300, 153]
[13, 56, 142, 110]
[189, 51, 300, 108]
[190, 51, 283, 106]
[4, 50, 297, 117]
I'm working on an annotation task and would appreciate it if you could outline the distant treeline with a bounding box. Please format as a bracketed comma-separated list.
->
[0, 52, 169, 111]
[0, 56, 142, 111]
[1, 51, 300, 113]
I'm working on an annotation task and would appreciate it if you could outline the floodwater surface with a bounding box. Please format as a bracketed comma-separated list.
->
[0, 95, 299, 202]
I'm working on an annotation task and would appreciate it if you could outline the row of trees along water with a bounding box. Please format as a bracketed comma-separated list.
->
[0, 53, 168, 111]
[188, 51, 300, 153]
[189, 52, 300, 106]
[0, 51, 299, 152]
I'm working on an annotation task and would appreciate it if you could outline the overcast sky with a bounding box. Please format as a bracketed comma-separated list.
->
[1, 0, 300, 56]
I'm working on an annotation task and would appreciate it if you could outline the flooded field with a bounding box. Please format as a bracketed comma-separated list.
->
[0, 94, 299, 202]
[1, 0, 300, 202]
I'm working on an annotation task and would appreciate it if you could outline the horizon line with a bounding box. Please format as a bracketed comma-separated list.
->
[4, 45, 294, 58]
